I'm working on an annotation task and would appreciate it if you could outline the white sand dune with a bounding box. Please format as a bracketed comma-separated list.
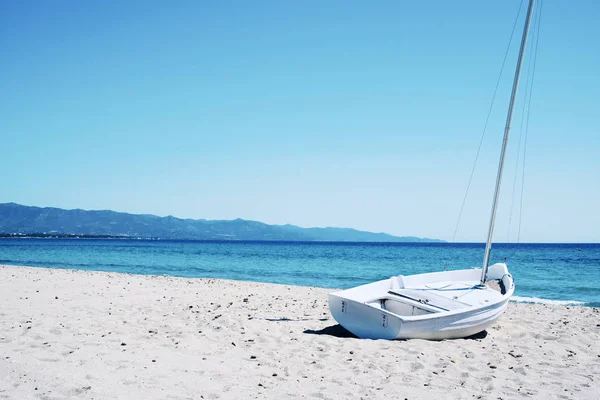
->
[0, 265, 599, 399]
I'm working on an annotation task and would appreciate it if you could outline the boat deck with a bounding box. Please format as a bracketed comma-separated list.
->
[395, 281, 505, 310]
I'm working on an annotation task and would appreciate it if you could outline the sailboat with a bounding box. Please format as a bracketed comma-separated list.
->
[328, 0, 538, 340]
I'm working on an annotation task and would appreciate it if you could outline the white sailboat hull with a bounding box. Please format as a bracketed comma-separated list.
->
[328, 263, 514, 340]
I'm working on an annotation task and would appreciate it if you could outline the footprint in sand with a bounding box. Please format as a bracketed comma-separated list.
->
[38, 357, 60, 363]
[410, 361, 424, 371]
[72, 386, 92, 395]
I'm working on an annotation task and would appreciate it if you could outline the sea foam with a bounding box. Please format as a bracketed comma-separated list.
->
[510, 296, 586, 306]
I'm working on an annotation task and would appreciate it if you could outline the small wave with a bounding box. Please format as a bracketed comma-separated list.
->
[510, 296, 586, 306]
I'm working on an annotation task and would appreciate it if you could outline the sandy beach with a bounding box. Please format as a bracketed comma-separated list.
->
[0, 265, 598, 400]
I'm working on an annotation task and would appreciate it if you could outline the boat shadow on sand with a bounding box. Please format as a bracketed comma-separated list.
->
[303, 325, 488, 340]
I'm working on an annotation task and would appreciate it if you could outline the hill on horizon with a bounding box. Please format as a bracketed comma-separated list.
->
[0, 203, 442, 242]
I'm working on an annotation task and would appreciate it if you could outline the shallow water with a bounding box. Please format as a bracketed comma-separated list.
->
[0, 239, 598, 307]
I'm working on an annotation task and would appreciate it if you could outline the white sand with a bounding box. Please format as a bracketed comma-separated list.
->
[0, 265, 599, 400]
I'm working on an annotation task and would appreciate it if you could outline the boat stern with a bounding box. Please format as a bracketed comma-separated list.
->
[328, 291, 403, 340]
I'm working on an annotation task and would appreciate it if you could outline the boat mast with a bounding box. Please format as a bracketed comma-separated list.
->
[480, 0, 536, 285]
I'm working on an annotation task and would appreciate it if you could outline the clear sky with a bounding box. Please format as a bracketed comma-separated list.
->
[1, 1, 598, 243]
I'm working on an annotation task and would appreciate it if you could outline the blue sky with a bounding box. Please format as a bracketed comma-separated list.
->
[1, 1, 598, 242]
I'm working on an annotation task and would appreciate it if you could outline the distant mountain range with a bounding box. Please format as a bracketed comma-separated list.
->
[0, 203, 442, 242]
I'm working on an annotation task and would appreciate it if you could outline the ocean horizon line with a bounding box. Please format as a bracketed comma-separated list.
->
[1, 236, 599, 245]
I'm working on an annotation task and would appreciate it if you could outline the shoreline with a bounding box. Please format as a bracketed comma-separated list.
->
[1, 265, 599, 399]
[0, 263, 595, 308]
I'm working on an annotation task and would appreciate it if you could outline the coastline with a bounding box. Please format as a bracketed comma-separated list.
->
[1, 240, 598, 308]
[1, 265, 599, 399]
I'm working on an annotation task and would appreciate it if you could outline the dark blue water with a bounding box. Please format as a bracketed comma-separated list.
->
[0, 239, 598, 307]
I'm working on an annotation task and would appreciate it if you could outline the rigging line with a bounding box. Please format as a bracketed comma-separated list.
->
[508, 1, 539, 243]
[506, 119, 524, 243]
[518, 0, 544, 243]
[451, 0, 525, 243]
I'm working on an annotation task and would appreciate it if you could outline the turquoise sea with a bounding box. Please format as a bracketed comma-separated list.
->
[0, 239, 598, 307]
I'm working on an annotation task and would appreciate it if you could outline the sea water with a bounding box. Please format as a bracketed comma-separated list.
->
[0, 239, 598, 307]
